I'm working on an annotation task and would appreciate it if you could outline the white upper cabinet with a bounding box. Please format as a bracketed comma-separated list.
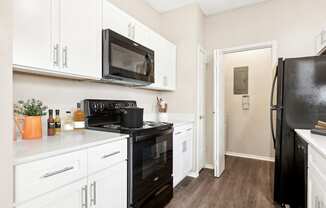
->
[102, 0, 177, 91]
[102, 0, 130, 38]
[13, 0, 55, 71]
[145, 32, 177, 91]
[133, 21, 151, 48]
[60, 0, 102, 78]
[13, 0, 102, 79]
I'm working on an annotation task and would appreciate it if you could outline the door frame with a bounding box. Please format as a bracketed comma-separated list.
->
[195, 46, 208, 175]
[213, 41, 278, 177]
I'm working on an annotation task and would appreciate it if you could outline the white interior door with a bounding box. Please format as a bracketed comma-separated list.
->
[213, 50, 225, 177]
[197, 48, 206, 171]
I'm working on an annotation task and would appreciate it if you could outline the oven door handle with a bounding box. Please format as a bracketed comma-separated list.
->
[135, 128, 173, 143]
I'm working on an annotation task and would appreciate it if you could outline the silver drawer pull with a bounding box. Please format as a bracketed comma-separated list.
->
[102, 151, 120, 159]
[186, 128, 192, 131]
[175, 132, 182, 135]
[41, 166, 74, 179]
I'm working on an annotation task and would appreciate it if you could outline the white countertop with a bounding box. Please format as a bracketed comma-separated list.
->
[170, 120, 194, 128]
[14, 130, 129, 165]
[295, 129, 326, 158]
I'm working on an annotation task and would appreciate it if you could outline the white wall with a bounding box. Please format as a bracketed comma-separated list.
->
[0, 0, 13, 207]
[204, 0, 326, 165]
[14, 0, 163, 115]
[160, 4, 205, 114]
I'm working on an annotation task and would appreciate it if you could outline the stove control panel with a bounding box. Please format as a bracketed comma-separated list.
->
[83, 100, 137, 116]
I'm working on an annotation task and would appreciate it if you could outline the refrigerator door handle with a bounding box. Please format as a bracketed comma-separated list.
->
[270, 68, 279, 149]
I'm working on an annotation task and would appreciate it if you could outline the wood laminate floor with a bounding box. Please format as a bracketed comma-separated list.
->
[166, 156, 280, 208]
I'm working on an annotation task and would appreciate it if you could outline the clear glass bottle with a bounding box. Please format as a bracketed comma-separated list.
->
[73, 103, 85, 129]
[63, 111, 74, 131]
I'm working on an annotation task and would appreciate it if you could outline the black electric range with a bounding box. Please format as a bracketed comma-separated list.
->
[83, 100, 174, 208]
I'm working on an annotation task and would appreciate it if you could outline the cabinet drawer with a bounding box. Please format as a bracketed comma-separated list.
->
[15, 150, 87, 204]
[88, 139, 127, 174]
[174, 124, 193, 136]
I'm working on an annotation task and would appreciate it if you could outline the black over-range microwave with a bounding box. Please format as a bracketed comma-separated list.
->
[102, 29, 155, 86]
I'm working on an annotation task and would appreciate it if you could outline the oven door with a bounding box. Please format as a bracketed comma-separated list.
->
[132, 128, 173, 204]
[102, 29, 154, 84]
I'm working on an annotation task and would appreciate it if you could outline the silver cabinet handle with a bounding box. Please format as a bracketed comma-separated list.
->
[163, 76, 168, 87]
[128, 23, 132, 38]
[175, 132, 182, 135]
[94, 182, 97, 205]
[132, 25, 136, 39]
[90, 181, 97, 206]
[53, 44, 59, 66]
[62, 46, 68, 68]
[102, 151, 120, 159]
[186, 128, 192, 132]
[41, 166, 74, 178]
[82, 185, 88, 208]
[322, 30, 326, 44]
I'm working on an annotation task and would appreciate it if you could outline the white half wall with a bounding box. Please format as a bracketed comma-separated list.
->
[0, 0, 13, 206]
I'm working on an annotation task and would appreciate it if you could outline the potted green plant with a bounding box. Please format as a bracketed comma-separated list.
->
[14, 99, 48, 140]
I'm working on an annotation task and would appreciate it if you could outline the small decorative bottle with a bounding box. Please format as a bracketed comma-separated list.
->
[54, 109, 61, 134]
[63, 111, 74, 131]
[47, 109, 56, 136]
[73, 103, 85, 129]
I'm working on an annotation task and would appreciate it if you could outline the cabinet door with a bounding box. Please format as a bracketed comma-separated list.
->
[173, 131, 186, 187]
[133, 22, 150, 48]
[16, 179, 87, 208]
[13, 0, 58, 71]
[183, 128, 193, 175]
[88, 162, 127, 208]
[308, 167, 326, 208]
[102, 0, 131, 38]
[161, 40, 177, 90]
[60, 0, 101, 78]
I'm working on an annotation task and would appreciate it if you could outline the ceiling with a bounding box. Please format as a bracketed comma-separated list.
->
[145, 0, 269, 15]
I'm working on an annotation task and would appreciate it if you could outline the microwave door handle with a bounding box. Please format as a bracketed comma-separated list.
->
[145, 54, 153, 76]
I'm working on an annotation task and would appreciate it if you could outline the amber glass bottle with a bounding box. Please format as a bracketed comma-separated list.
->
[47, 109, 56, 136]
[73, 103, 85, 129]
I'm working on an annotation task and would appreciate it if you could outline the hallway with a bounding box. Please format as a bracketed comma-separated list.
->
[167, 156, 278, 208]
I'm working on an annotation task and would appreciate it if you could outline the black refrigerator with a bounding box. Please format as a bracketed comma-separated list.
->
[271, 56, 326, 207]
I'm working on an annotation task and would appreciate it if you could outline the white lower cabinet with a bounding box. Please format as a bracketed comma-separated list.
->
[16, 179, 87, 208]
[88, 162, 127, 208]
[308, 146, 326, 208]
[173, 124, 193, 187]
[308, 165, 326, 208]
[14, 139, 128, 208]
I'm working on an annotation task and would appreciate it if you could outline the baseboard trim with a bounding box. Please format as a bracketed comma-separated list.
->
[204, 164, 214, 169]
[226, 151, 275, 162]
[187, 171, 199, 178]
